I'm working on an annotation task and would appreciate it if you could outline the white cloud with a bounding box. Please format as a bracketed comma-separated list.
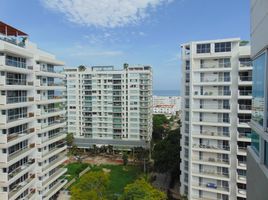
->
[72, 50, 123, 57]
[41, 0, 172, 28]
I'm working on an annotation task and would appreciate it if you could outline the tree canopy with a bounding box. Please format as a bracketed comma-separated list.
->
[120, 178, 167, 200]
[71, 171, 109, 200]
[152, 115, 169, 142]
[152, 128, 180, 177]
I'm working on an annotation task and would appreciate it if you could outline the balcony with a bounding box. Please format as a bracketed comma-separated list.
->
[237, 160, 247, 169]
[239, 76, 252, 85]
[237, 174, 247, 183]
[42, 153, 67, 174]
[198, 63, 231, 70]
[239, 104, 252, 111]
[193, 103, 230, 112]
[192, 156, 229, 167]
[37, 132, 66, 147]
[5, 58, 26, 69]
[42, 168, 67, 188]
[192, 182, 229, 195]
[192, 144, 230, 153]
[6, 96, 27, 104]
[8, 144, 35, 162]
[43, 179, 67, 200]
[239, 61, 252, 70]
[237, 132, 251, 142]
[9, 174, 35, 200]
[192, 131, 230, 139]
[237, 118, 250, 128]
[192, 169, 229, 180]
[0, 128, 35, 147]
[237, 147, 247, 155]
[192, 117, 230, 126]
[7, 159, 35, 181]
[0, 34, 26, 48]
[238, 90, 252, 98]
[193, 90, 231, 99]
[237, 188, 247, 198]
[40, 143, 67, 161]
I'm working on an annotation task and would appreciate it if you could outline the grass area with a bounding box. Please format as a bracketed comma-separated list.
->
[65, 162, 89, 181]
[66, 163, 142, 197]
[91, 165, 141, 196]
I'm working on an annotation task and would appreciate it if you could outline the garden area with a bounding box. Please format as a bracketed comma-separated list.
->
[64, 162, 165, 200]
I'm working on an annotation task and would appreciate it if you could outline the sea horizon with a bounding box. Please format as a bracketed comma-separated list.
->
[153, 90, 180, 96]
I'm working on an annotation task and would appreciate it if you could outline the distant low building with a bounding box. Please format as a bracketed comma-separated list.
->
[153, 96, 181, 116]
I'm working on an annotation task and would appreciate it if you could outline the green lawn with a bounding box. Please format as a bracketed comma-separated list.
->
[91, 165, 141, 195]
[66, 163, 142, 197]
[65, 162, 89, 181]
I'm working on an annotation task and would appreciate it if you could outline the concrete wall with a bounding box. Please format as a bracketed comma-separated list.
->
[251, 0, 268, 57]
[247, 148, 268, 200]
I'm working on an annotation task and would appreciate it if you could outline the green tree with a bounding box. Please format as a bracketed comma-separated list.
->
[152, 128, 180, 183]
[122, 153, 128, 166]
[66, 133, 74, 147]
[78, 65, 86, 71]
[120, 178, 166, 200]
[153, 115, 169, 142]
[71, 171, 109, 200]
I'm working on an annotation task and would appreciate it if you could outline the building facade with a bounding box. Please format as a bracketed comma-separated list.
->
[247, 0, 268, 200]
[64, 65, 152, 149]
[153, 96, 181, 116]
[0, 21, 67, 200]
[180, 38, 252, 200]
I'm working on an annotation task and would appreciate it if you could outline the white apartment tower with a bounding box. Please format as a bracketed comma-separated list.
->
[65, 65, 152, 149]
[0, 22, 67, 200]
[180, 38, 252, 200]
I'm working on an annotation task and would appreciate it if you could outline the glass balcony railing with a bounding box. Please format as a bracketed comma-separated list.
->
[239, 76, 252, 82]
[6, 96, 27, 104]
[5, 59, 26, 68]
[192, 144, 230, 151]
[0, 36, 26, 48]
[6, 78, 27, 85]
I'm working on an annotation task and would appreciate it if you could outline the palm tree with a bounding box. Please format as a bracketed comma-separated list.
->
[78, 65, 86, 71]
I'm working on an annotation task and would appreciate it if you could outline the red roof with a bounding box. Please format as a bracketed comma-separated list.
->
[0, 21, 28, 36]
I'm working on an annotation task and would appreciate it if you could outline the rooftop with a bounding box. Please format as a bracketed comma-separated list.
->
[0, 21, 28, 36]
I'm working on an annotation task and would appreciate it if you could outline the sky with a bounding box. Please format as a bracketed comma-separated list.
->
[0, 0, 250, 91]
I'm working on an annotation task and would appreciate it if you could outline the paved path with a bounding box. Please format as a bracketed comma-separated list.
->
[57, 190, 71, 200]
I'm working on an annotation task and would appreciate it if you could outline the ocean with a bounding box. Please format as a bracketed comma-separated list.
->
[153, 90, 180, 96]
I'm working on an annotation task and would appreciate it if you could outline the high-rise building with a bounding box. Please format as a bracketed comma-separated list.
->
[180, 38, 252, 200]
[247, 0, 268, 200]
[0, 21, 67, 200]
[64, 65, 152, 149]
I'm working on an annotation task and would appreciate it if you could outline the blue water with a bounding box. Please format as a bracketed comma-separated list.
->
[153, 90, 180, 96]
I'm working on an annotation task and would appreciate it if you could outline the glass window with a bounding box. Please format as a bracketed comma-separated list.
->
[264, 141, 268, 168]
[251, 130, 260, 155]
[252, 53, 266, 126]
[197, 43, 211, 53]
[215, 42, 231, 52]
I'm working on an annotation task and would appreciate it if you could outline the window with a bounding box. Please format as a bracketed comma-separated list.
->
[197, 43, 211, 53]
[251, 131, 260, 155]
[264, 141, 268, 168]
[215, 42, 231, 52]
[185, 60, 190, 70]
[252, 53, 266, 126]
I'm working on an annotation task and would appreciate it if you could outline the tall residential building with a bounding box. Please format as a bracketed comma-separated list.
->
[247, 0, 268, 200]
[0, 21, 67, 200]
[64, 65, 152, 149]
[180, 38, 252, 200]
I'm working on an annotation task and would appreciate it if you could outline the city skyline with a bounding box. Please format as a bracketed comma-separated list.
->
[1, 0, 250, 90]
